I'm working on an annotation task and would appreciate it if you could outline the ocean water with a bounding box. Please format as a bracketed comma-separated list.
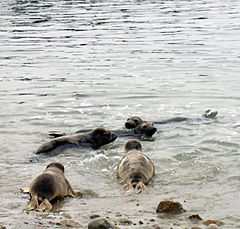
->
[0, 0, 239, 228]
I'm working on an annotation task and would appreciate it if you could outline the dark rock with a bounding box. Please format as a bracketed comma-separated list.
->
[188, 214, 203, 222]
[88, 218, 119, 229]
[0, 225, 6, 229]
[90, 214, 101, 219]
[156, 200, 186, 214]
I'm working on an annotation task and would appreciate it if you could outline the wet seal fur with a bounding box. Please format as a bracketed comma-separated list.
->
[125, 109, 218, 128]
[48, 122, 157, 139]
[117, 140, 155, 193]
[21, 162, 82, 212]
[36, 127, 117, 156]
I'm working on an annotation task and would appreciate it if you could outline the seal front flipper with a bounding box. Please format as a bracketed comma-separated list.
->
[65, 178, 83, 197]
[67, 185, 83, 197]
[48, 131, 66, 138]
[68, 190, 83, 197]
[20, 187, 30, 193]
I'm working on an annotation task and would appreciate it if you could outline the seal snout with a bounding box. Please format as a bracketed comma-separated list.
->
[146, 126, 157, 137]
[125, 122, 135, 129]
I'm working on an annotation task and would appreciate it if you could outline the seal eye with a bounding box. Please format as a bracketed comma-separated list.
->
[142, 125, 147, 129]
[134, 119, 138, 123]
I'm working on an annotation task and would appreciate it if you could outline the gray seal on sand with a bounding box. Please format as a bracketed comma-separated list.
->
[117, 140, 155, 193]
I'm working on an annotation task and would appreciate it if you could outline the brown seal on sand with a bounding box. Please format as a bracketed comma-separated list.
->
[117, 140, 155, 193]
[36, 127, 117, 156]
[21, 162, 82, 212]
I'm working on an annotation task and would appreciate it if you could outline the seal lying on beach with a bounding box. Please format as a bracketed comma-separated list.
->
[117, 140, 155, 193]
[36, 127, 117, 156]
[124, 109, 218, 129]
[48, 121, 157, 139]
[21, 162, 82, 212]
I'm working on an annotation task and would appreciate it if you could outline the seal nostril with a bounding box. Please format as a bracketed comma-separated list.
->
[146, 127, 157, 137]
[125, 123, 134, 129]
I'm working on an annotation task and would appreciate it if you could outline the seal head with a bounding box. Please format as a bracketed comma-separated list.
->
[134, 121, 157, 137]
[125, 117, 143, 129]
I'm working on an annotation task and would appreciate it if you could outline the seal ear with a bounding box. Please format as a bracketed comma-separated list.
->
[20, 187, 30, 193]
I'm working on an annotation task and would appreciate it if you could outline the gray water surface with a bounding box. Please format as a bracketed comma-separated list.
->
[0, 0, 240, 228]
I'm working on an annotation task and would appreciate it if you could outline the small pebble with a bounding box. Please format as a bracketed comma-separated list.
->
[208, 224, 219, 229]
[88, 218, 119, 229]
[118, 218, 132, 225]
[90, 215, 100, 219]
[139, 220, 143, 225]
[56, 219, 82, 228]
[188, 214, 203, 222]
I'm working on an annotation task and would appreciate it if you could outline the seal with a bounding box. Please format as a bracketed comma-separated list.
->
[117, 140, 155, 193]
[125, 116, 143, 129]
[202, 109, 218, 119]
[48, 121, 157, 140]
[132, 121, 157, 137]
[36, 127, 117, 156]
[21, 162, 82, 212]
[124, 109, 218, 127]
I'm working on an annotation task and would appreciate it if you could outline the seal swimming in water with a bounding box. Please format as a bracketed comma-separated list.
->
[48, 121, 157, 140]
[117, 140, 155, 193]
[124, 109, 218, 129]
[48, 109, 216, 139]
[21, 162, 82, 212]
[36, 127, 117, 156]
